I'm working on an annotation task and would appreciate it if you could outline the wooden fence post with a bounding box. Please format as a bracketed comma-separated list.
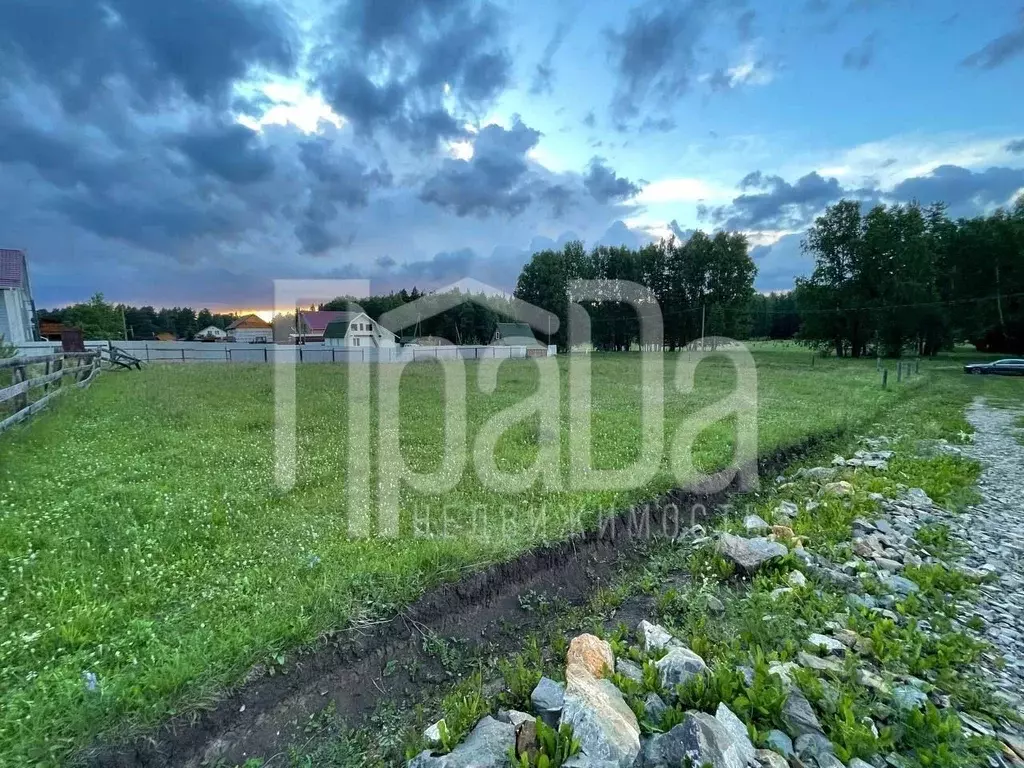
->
[897, 362, 903, 382]
[882, 368, 888, 389]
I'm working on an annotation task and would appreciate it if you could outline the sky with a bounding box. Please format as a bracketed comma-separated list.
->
[2, 0, 1023, 311]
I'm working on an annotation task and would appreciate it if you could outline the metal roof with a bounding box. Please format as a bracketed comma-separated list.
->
[0, 249, 26, 289]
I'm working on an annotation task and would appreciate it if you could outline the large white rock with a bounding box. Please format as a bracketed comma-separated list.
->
[560, 663, 640, 768]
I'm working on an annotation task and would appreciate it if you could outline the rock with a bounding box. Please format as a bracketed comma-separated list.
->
[782, 686, 824, 738]
[879, 574, 919, 596]
[641, 712, 745, 768]
[822, 481, 854, 496]
[769, 661, 800, 686]
[796, 466, 837, 481]
[774, 501, 799, 520]
[561, 664, 640, 767]
[615, 658, 643, 684]
[568, 635, 615, 677]
[717, 534, 788, 574]
[875, 557, 904, 573]
[643, 692, 668, 723]
[515, 719, 538, 762]
[531, 677, 565, 727]
[714, 703, 756, 766]
[638, 620, 679, 652]
[744, 514, 771, 534]
[755, 749, 790, 768]
[904, 488, 934, 507]
[772, 524, 796, 540]
[849, 759, 876, 768]
[770, 587, 794, 600]
[833, 629, 861, 648]
[497, 709, 535, 728]
[423, 720, 443, 747]
[815, 754, 847, 768]
[891, 685, 928, 711]
[788, 571, 808, 588]
[736, 665, 755, 686]
[795, 731, 835, 762]
[766, 729, 794, 758]
[707, 595, 726, 614]
[656, 646, 709, 690]
[847, 593, 877, 611]
[807, 633, 846, 656]
[797, 651, 845, 675]
[805, 501, 821, 513]
[855, 668, 890, 695]
[408, 716, 514, 768]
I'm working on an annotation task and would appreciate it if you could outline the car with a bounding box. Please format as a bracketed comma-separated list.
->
[963, 359, 1024, 376]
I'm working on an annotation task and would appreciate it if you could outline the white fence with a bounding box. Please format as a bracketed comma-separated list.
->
[14, 341, 556, 364]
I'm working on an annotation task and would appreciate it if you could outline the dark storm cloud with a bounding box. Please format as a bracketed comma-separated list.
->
[176, 122, 275, 184]
[750, 232, 813, 290]
[583, 157, 642, 203]
[295, 138, 392, 254]
[530, 19, 572, 95]
[419, 119, 542, 216]
[314, 0, 512, 150]
[890, 165, 1024, 213]
[1007, 139, 1024, 154]
[604, 0, 713, 118]
[961, 10, 1024, 69]
[843, 33, 877, 70]
[0, 0, 297, 111]
[702, 171, 847, 230]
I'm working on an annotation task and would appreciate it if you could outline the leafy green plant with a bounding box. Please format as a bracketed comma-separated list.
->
[674, 663, 745, 713]
[499, 638, 544, 710]
[509, 719, 581, 768]
[438, 674, 489, 753]
[732, 653, 787, 730]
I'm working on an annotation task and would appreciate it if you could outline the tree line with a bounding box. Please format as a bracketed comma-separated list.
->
[38, 294, 238, 341]
[513, 233, 757, 350]
[32, 194, 1022, 355]
[796, 197, 1024, 356]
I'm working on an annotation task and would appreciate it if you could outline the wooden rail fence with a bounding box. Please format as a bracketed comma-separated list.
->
[0, 351, 101, 435]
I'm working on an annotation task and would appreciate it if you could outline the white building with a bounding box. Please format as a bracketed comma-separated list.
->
[323, 312, 398, 348]
[0, 249, 35, 344]
[195, 325, 228, 341]
[227, 314, 272, 343]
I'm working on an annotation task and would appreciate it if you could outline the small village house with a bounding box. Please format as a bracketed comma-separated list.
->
[227, 314, 272, 343]
[322, 312, 398, 348]
[0, 248, 36, 344]
[195, 325, 228, 341]
[492, 322, 542, 348]
[294, 311, 350, 343]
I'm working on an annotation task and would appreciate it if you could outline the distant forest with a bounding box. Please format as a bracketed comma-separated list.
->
[34, 196, 1023, 355]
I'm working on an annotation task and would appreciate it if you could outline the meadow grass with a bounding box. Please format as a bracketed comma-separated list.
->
[0, 349, 1018, 764]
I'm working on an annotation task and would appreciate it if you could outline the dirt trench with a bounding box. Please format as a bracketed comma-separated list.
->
[77, 437, 832, 768]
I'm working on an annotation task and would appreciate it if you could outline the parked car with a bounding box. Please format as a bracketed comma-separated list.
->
[963, 359, 1024, 376]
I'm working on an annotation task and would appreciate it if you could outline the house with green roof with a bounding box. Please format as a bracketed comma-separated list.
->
[322, 312, 397, 348]
[491, 322, 543, 348]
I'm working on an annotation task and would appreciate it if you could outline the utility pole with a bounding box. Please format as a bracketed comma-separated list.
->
[701, 303, 706, 352]
[122, 308, 128, 341]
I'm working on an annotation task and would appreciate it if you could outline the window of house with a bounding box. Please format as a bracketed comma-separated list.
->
[354, 337, 360, 346]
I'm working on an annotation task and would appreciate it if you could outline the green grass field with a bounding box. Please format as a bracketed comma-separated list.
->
[0, 348, 1019, 764]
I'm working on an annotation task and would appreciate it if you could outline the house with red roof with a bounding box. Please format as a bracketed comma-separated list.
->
[0, 249, 36, 344]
